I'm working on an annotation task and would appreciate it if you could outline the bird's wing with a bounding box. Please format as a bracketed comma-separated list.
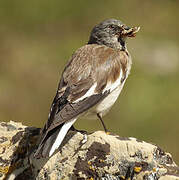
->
[35, 44, 129, 157]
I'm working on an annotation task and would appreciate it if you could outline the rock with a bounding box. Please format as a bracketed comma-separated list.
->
[0, 121, 179, 180]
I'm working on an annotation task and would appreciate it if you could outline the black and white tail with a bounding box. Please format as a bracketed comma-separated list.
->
[34, 118, 76, 158]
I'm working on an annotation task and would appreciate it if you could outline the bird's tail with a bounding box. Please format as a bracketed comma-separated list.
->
[34, 118, 76, 158]
[49, 118, 76, 156]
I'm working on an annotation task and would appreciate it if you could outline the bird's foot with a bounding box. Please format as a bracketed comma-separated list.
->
[106, 131, 110, 135]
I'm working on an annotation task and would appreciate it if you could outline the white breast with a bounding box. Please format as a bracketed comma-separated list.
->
[84, 74, 126, 119]
[88, 53, 132, 118]
[96, 80, 125, 116]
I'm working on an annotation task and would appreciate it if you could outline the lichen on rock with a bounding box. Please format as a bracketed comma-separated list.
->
[0, 121, 179, 180]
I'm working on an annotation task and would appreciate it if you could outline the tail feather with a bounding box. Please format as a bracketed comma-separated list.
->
[34, 126, 61, 158]
[49, 118, 76, 156]
[34, 118, 76, 158]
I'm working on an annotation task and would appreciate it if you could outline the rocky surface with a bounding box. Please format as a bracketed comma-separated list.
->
[0, 121, 179, 180]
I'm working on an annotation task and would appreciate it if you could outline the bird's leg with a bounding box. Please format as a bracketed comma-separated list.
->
[70, 125, 87, 134]
[97, 113, 109, 133]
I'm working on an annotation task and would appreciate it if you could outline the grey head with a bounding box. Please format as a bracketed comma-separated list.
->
[88, 19, 140, 50]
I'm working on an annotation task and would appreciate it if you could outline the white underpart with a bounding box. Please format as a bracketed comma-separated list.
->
[74, 82, 97, 103]
[96, 53, 132, 116]
[96, 70, 125, 115]
[49, 118, 77, 157]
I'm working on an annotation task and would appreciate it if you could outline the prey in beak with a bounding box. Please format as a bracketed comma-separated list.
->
[121, 26, 140, 37]
[117, 25, 140, 50]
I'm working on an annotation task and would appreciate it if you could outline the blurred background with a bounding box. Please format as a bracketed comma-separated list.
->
[0, 0, 179, 163]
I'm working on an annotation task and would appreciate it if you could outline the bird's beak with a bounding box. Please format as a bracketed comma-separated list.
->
[121, 26, 140, 37]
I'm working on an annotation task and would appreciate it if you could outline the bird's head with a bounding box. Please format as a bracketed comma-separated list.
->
[88, 19, 140, 50]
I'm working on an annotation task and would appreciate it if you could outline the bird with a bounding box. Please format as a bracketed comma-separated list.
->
[34, 19, 140, 158]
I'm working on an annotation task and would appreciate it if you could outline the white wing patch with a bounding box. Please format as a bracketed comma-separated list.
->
[103, 69, 124, 93]
[49, 118, 77, 157]
[74, 70, 124, 104]
[74, 82, 97, 103]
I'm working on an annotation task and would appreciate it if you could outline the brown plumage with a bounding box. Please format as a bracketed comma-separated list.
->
[34, 19, 140, 158]
[63, 44, 128, 100]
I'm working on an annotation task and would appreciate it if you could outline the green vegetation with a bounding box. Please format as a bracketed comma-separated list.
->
[0, 0, 179, 163]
